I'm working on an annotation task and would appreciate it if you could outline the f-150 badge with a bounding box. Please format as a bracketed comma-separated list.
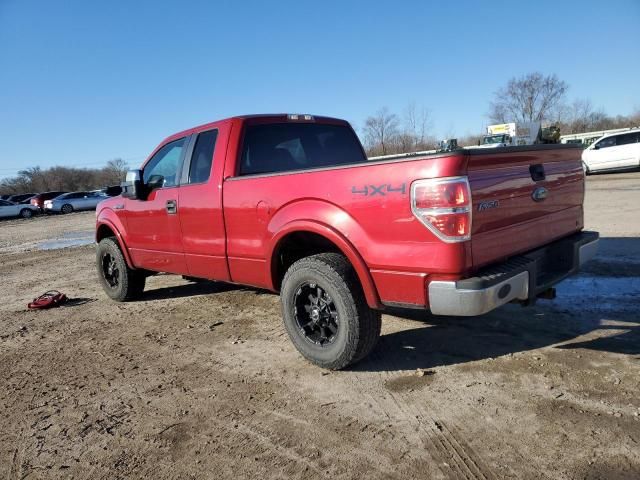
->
[478, 200, 499, 211]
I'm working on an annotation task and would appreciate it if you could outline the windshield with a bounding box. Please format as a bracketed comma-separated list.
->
[483, 134, 508, 145]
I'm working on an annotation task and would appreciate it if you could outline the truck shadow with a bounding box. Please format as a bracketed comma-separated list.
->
[354, 236, 640, 373]
[139, 279, 269, 301]
[353, 306, 639, 373]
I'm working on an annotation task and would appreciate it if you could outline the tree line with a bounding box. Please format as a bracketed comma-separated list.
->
[0, 159, 129, 196]
[362, 72, 639, 156]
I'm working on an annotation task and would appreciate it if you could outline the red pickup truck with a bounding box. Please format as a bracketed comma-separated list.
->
[96, 114, 599, 369]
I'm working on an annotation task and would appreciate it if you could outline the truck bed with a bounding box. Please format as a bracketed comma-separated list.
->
[223, 144, 584, 307]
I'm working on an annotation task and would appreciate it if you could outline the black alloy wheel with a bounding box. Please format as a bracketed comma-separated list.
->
[294, 282, 339, 346]
[101, 251, 120, 288]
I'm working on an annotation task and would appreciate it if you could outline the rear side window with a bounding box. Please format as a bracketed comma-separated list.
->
[188, 129, 218, 184]
[239, 123, 366, 176]
[616, 132, 640, 145]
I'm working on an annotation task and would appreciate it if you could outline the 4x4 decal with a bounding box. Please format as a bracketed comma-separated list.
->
[352, 183, 406, 196]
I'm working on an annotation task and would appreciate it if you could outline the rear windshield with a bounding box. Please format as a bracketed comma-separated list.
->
[239, 123, 366, 176]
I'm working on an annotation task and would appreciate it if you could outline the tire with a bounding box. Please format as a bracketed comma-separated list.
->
[96, 237, 145, 301]
[61, 204, 74, 214]
[280, 253, 381, 370]
[20, 208, 33, 219]
[582, 161, 590, 175]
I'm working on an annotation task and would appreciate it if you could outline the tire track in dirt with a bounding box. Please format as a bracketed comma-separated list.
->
[345, 345, 498, 480]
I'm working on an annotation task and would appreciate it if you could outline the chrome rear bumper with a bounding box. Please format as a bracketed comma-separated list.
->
[428, 231, 599, 316]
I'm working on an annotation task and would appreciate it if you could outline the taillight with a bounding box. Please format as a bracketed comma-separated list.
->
[411, 177, 472, 242]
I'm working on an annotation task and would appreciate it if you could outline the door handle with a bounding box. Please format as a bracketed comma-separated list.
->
[166, 199, 177, 214]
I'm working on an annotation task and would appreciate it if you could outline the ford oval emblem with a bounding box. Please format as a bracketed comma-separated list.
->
[532, 187, 548, 202]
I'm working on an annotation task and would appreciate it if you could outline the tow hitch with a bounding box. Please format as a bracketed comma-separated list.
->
[537, 287, 557, 300]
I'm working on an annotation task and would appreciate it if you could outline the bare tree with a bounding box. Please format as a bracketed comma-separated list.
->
[457, 134, 484, 147]
[489, 72, 568, 123]
[101, 158, 129, 185]
[404, 102, 432, 148]
[363, 107, 400, 156]
[559, 99, 606, 134]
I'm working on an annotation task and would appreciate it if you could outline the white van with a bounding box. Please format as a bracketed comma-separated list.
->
[582, 129, 640, 173]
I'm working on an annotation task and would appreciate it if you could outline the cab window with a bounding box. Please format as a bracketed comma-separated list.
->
[239, 123, 366, 176]
[143, 138, 186, 187]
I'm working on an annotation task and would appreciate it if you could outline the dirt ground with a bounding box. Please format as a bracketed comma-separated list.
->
[1, 172, 639, 480]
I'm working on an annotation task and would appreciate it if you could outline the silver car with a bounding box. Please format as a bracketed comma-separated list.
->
[0, 199, 39, 219]
[44, 191, 109, 214]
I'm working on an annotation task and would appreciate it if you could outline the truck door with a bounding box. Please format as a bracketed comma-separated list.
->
[125, 137, 188, 274]
[177, 124, 230, 281]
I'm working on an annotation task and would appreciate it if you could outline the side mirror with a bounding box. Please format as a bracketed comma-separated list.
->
[146, 174, 165, 191]
[593, 144, 600, 150]
[122, 169, 144, 200]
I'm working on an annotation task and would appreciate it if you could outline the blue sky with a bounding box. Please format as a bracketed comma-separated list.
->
[1, 0, 638, 177]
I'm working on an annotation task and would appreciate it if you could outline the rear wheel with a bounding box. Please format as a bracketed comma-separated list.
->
[61, 204, 74, 214]
[20, 208, 33, 219]
[96, 237, 145, 301]
[280, 253, 381, 370]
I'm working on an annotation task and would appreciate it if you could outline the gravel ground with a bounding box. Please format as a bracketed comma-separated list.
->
[1, 172, 639, 480]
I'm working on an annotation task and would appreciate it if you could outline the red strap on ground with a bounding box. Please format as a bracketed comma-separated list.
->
[27, 291, 68, 309]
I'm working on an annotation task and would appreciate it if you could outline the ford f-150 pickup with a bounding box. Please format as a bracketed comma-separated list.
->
[96, 114, 599, 369]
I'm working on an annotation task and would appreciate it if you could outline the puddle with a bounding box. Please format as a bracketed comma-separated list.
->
[552, 275, 640, 314]
[37, 231, 94, 250]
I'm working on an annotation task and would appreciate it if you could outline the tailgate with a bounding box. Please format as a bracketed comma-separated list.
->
[467, 145, 584, 269]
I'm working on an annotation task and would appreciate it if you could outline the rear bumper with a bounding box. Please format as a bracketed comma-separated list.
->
[428, 231, 599, 316]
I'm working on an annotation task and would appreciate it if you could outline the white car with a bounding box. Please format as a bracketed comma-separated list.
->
[0, 199, 39, 219]
[582, 129, 640, 174]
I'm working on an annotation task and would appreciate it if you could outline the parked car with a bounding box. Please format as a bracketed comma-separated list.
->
[95, 113, 598, 370]
[7, 193, 36, 204]
[44, 191, 108, 214]
[0, 199, 39, 219]
[582, 128, 640, 173]
[30, 191, 68, 210]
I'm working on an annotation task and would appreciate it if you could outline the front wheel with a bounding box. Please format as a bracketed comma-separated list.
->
[582, 161, 590, 175]
[280, 253, 381, 370]
[20, 208, 33, 219]
[96, 237, 146, 301]
[61, 204, 74, 214]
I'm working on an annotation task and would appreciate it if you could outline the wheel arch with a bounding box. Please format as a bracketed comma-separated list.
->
[268, 221, 382, 309]
[96, 217, 135, 269]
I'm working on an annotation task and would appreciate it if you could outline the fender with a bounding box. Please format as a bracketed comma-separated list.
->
[96, 210, 135, 269]
[266, 200, 382, 309]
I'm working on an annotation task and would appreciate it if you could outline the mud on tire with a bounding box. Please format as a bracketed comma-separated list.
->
[96, 237, 146, 302]
[280, 253, 381, 370]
